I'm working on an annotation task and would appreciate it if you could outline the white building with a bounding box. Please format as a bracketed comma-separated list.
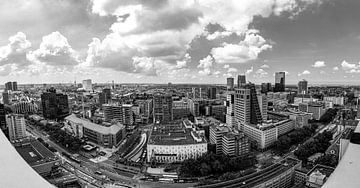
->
[147, 121, 207, 163]
[324, 96, 344, 106]
[240, 119, 295, 150]
[6, 114, 26, 142]
[82, 79, 92, 91]
[225, 91, 237, 128]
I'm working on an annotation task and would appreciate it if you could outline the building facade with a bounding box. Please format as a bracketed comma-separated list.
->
[6, 114, 26, 142]
[153, 93, 172, 123]
[274, 72, 286, 92]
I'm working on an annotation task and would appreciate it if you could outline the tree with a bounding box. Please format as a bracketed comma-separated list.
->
[315, 154, 338, 167]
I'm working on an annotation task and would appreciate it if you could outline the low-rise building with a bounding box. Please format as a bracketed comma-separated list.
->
[147, 121, 207, 163]
[209, 124, 230, 154]
[222, 132, 250, 157]
[14, 139, 61, 176]
[240, 119, 295, 150]
[64, 114, 125, 148]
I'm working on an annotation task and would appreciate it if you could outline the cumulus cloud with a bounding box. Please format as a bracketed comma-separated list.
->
[211, 30, 272, 64]
[333, 66, 339, 71]
[245, 66, 254, 75]
[312, 60, 326, 68]
[86, 0, 321, 77]
[0, 32, 31, 67]
[341, 60, 358, 70]
[227, 67, 238, 73]
[260, 64, 270, 68]
[223, 64, 230, 69]
[28, 31, 79, 66]
[255, 68, 268, 78]
[198, 55, 214, 75]
[298, 70, 311, 76]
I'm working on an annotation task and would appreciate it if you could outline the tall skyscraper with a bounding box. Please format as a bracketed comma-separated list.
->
[235, 83, 263, 126]
[2, 91, 9, 105]
[12, 82, 17, 91]
[99, 88, 111, 105]
[225, 91, 236, 128]
[6, 114, 26, 142]
[41, 88, 69, 120]
[153, 93, 172, 123]
[207, 87, 217, 99]
[82, 79, 92, 91]
[274, 72, 285, 92]
[298, 79, 308, 95]
[261, 83, 272, 93]
[227, 77, 234, 90]
[237, 75, 246, 88]
[0, 103, 6, 132]
[5, 81, 17, 91]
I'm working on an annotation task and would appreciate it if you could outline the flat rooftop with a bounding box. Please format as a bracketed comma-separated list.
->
[148, 121, 206, 145]
[15, 140, 57, 166]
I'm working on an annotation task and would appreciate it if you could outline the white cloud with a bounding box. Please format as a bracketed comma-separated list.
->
[0, 32, 31, 67]
[227, 67, 238, 73]
[260, 64, 270, 68]
[245, 66, 254, 75]
[341, 60, 358, 70]
[87, 0, 320, 77]
[223, 64, 230, 69]
[320, 70, 325, 74]
[211, 30, 272, 64]
[198, 55, 214, 75]
[333, 66, 339, 71]
[28, 31, 79, 66]
[255, 68, 268, 78]
[312, 60, 326, 68]
[298, 70, 311, 76]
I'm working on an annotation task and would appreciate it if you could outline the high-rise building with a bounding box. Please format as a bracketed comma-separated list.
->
[82, 79, 92, 91]
[5, 81, 17, 91]
[153, 93, 173, 123]
[298, 79, 308, 95]
[207, 87, 217, 99]
[0, 103, 6, 132]
[235, 83, 263, 126]
[237, 75, 246, 88]
[257, 93, 268, 121]
[103, 104, 134, 125]
[2, 91, 9, 105]
[6, 114, 26, 142]
[261, 83, 272, 93]
[274, 72, 285, 92]
[227, 77, 234, 90]
[226, 91, 236, 128]
[222, 132, 250, 157]
[12, 82, 17, 91]
[99, 88, 111, 105]
[41, 88, 69, 120]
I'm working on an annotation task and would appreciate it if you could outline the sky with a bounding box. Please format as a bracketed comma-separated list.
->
[1, 0, 360, 85]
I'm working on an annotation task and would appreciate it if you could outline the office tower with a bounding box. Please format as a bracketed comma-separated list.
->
[222, 132, 250, 157]
[41, 88, 69, 120]
[226, 91, 236, 128]
[5, 82, 12, 91]
[82, 79, 92, 91]
[237, 75, 246, 88]
[0, 104, 6, 132]
[227, 77, 234, 90]
[6, 114, 26, 142]
[153, 93, 172, 123]
[103, 104, 134, 125]
[257, 93, 268, 121]
[235, 83, 263, 126]
[5, 81, 17, 91]
[209, 125, 230, 155]
[12, 82, 17, 91]
[274, 72, 285, 92]
[99, 88, 111, 105]
[298, 79, 308, 95]
[208, 87, 217, 99]
[2, 91, 9, 105]
[261, 83, 272, 93]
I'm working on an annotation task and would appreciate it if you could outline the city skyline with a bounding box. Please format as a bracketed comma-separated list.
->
[1, 0, 360, 85]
